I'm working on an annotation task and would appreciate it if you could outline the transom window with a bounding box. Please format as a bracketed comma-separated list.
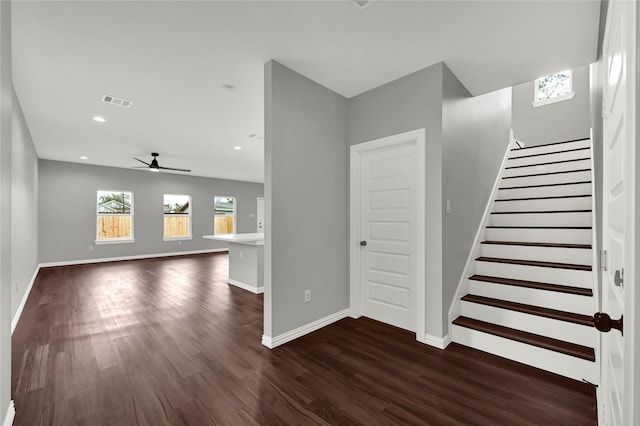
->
[533, 70, 574, 107]
[214, 196, 236, 235]
[164, 194, 192, 240]
[96, 190, 134, 243]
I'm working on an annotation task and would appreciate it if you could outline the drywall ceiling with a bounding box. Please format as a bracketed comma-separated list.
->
[12, 1, 601, 183]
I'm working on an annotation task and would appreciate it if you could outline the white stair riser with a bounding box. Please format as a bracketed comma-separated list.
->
[480, 244, 592, 265]
[501, 170, 591, 188]
[485, 228, 592, 244]
[497, 183, 591, 199]
[507, 149, 590, 168]
[508, 140, 591, 159]
[493, 197, 592, 212]
[475, 261, 592, 288]
[503, 158, 591, 178]
[452, 325, 598, 383]
[468, 280, 594, 315]
[490, 212, 591, 227]
[460, 301, 596, 347]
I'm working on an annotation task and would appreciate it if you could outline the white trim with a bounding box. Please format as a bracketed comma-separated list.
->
[423, 334, 451, 350]
[261, 308, 350, 349]
[349, 128, 426, 341]
[227, 278, 264, 294]
[38, 248, 228, 268]
[96, 189, 134, 242]
[162, 236, 193, 242]
[2, 401, 14, 426]
[11, 266, 40, 335]
[95, 238, 135, 245]
[532, 91, 575, 107]
[447, 132, 514, 327]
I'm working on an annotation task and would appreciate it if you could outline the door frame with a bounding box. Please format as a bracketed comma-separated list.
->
[349, 128, 426, 341]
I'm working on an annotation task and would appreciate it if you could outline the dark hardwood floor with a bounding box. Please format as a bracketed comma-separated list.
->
[12, 253, 597, 425]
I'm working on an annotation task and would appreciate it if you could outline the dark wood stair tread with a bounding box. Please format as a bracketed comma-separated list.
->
[481, 241, 591, 249]
[476, 256, 591, 271]
[491, 209, 591, 214]
[495, 194, 591, 202]
[461, 294, 594, 327]
[500, 180, 591, 190]
[510, 137, 589, 152]
[452, 316, 595, 361]
[503, 168, 591, 180]
[508, 147, 590, 161]
[469, 274, 592, 296]
[505, 157, 591, 170]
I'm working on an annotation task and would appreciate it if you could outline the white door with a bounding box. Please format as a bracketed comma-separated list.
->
[600, 1, 637, 425]
[257, 197, 264, 233]
[350, 130, 425, 334]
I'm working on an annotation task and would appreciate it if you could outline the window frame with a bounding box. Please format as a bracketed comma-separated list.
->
[163, 193, 193, 241]
[532, 70, 575, 107]
[214, 195, 237, 235]
[95, 189, 135, 245]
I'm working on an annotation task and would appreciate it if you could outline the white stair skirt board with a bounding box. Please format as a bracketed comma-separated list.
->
[262, 309, 350, 349]
[460, 301, 596, 347]
[480, 244, 592, 265]
[507, 139, 591, 158]
[485, 227, 592, 244]
[468, 280, 593, 315]
[2, 401, 14, 426]
[490, 211, 592, 227]
[497, 182, 592, 199]
[501, 170, 592, 188]
[474, 261, 592, 288]
[227, 279, 264, 294]
[507, 149, 590, 168]
[452, 325, 598, 384]
[493, 196, 592, 212]
[502, 158, 592, 178]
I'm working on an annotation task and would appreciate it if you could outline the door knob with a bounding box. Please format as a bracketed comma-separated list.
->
[614, 269, 624, 287]
[360, 240, 367, 247]
[593, 312, 623, 335]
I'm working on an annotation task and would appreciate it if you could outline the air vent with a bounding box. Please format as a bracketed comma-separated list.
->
[101, 94, 133, 108]
[352, 0, 375, 10]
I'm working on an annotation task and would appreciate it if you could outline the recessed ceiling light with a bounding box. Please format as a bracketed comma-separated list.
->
[233, 146, 242, 150]
[93, 116, 106, 122]
[80, 156, 88, 160]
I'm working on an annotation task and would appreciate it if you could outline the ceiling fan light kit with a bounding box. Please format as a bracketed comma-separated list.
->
[133, 153, 191, 173]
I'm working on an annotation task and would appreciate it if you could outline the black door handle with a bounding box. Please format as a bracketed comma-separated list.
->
[360, 240, 367, 247]
[593, 312, 623, 335]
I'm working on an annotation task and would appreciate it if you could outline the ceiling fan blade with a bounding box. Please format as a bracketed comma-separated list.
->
[158, 166, 191, 172]
[131, 166, 150, 169]
[133, 157, 150, 166]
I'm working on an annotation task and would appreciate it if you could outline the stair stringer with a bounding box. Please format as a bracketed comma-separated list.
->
[447, 134, 519, 332]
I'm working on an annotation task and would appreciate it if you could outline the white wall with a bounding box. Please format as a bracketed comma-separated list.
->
[11, 89, 38, 318]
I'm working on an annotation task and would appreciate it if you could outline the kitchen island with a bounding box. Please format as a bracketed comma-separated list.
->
[203, 233, 264, 294]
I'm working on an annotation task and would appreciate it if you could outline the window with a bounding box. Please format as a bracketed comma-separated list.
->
[533, 70, 574, 107]
[164, 194, 192, 240]
[96, 190, 134, 244]
[214, 196, 236, 235]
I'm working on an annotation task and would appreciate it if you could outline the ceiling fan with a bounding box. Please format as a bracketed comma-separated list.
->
[133, 152, 191, 173]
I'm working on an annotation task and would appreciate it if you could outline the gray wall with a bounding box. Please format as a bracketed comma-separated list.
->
[441, 65, 512, 330]
[39, 160, 263, 264]
[0, 0, 11, 417]
[347, 63, 445, 338]
[11, 89, 38, 318]
[512, 65, 591, 146]
[264, 61, 348, 338]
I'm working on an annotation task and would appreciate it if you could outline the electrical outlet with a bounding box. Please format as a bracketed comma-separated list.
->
[88, 245, 94, 251]
[304, 289, 311, 303]
[178, 241, 182, 246]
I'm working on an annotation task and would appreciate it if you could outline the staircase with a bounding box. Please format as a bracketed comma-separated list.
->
[451, 137, 599, 383]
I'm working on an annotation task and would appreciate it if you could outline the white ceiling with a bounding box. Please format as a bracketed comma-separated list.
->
[12, 1, 601, 183]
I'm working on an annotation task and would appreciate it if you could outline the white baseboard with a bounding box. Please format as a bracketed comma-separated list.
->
[227, 278, 264, 294]
[262, 308, 350, 349]
[2, 400, 14, 426]
[12, 266, 40, 335]
[38, 248, 228, 268]
[421, 333, 451, 350]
